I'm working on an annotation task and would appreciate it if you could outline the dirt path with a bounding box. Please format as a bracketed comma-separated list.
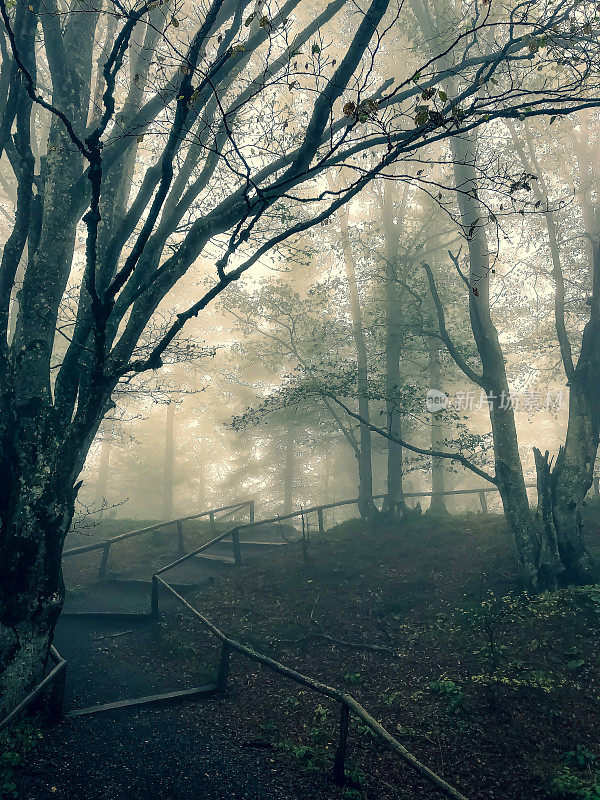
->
[21, 698, 330, 800]
[53, 615, 192, 709]
[30, 604, 335, 800]
[17, 521, 333, 800]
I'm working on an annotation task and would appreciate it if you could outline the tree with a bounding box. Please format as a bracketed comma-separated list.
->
[338, 206, 378, 518]
[0, 0, 393, 714]
[506, 115, 599, 582]
[225, 275, 369, 507]
[426, 321, 449, 517]
[162, 399, 176, 519]
[380, 179, 410, 515]
[2, 0, 600, 716]
[409, 0, 599, 586]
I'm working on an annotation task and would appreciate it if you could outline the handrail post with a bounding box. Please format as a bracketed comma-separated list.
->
[478, 490, 488, 514]
[216, 641, 231, 692]
[151, 575, 159, 619]
[333, 703, 350, 784]
[98, 542, 110, 581]
[176, 520, 185, 556]
[317, 507, 324, 535]
[249, 500, 255, 523]
[231, 527, 242, 566]
[209, 511, 216, 535]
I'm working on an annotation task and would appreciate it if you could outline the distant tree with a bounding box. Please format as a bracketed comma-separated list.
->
[225, 276, 364, 504]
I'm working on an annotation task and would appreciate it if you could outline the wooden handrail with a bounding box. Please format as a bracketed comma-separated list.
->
[221, 484, 537, 534]
[154, 526, 241, 576]
[63, 484, 537, 559]
[0, 647, 67, 732]
[63, 501, 252, 558]
[154, 576, 470, 800]
[154, 483, 540, 582]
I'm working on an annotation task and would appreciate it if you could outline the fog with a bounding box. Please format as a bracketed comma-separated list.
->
[1, 0, 600, 798]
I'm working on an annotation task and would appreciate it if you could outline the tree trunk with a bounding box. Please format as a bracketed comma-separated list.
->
[163, 401, 175, 520]
[339, 211, 378, 519]
[0, 411, 80, 719]
[510, 123, 599, 583]
[381, 182, 407, 516]
[549, 331, 600, 582]
[548, 139, 600, 582]
[426, 337, 449, 517]
[408, 3, 569, 587]
[283, 420, 294, 515]
[451, 134, 549, 590]
[406, 2, 545, 585]
[1, 3, 104, 717]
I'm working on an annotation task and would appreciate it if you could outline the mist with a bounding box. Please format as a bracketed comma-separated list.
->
[1, 0, 600, 798]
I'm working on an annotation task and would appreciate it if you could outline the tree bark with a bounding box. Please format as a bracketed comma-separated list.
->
[549, 325, 600, 582]
[0, 408, 80, 719]
[0, 1, 101, 718]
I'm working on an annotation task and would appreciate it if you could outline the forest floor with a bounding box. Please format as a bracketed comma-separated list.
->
[5, 503, 600, 800]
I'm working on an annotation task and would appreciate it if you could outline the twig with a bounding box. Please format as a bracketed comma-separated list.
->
[311, 631, 397, 655]
[94, 629, 136, 641]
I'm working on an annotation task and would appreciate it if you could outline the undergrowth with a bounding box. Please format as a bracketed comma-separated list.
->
[0, 721, 42, 799]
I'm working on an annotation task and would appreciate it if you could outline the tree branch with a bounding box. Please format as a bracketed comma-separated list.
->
[328, 395, 498, 485]
[422, 261, 484, 387]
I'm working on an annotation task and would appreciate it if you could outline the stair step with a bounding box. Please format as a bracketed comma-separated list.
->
[67, 683, 219, 717]
[193, 553, 235, 565]
[217, 540, 288, 548]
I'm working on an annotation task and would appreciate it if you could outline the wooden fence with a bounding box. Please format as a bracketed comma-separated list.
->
[152, 573, 471, 800]
[0, 646, 66, 733]
[62, 500, 254, 581]
[148, 487, 514, 800]
[61, 484, 539, 582]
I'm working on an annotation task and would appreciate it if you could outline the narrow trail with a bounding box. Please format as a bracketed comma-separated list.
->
[22, 697, 323, 800]
[58, 519, 301, 711]
[20, 519, 323, 800]
[53, 616, 177, 709]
